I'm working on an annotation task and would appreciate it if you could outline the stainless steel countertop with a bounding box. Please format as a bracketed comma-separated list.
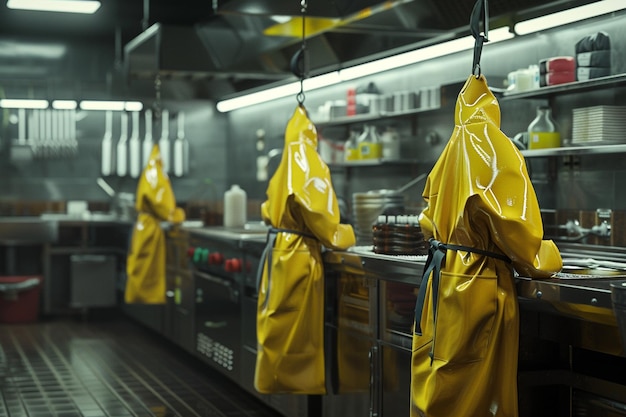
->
[324, 245, 626, 319]
[0, 216, 59, 244]
[186, 224, 268, 245]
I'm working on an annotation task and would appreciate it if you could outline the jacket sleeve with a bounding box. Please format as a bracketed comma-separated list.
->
[292, 155, 355, 250]
[137, 164, 185, 223]
[467, 136, 562, 278]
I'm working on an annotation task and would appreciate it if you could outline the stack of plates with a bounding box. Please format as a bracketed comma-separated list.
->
[352, 190, 405, 245]
[572, 105, 626, 144]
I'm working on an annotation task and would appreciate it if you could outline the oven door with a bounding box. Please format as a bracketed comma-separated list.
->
[194, 270, 241, 384]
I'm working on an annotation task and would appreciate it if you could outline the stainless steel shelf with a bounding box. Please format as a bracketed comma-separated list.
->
[521, 143, 626, 158]
[313, 106, 441, 128]
[501, 73, 626, 100]
[329, 158, 420, 167]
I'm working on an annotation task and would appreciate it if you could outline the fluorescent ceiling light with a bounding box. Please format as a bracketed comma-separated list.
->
[79, 100, 126, 111]
[217, 71, 342, 113]
[52, 100, 77, 110]
[341, 27, 513, 81]
[216, 27, 513, 112]
[124, 101, 143, 111]
[79, 100, 143, 111]
[0, 99, 49, 109]
[217, 83, 301, 113]
[7, 0, 101, 14]
[0, 41, 66, 59]
[515, 0, 626, 35]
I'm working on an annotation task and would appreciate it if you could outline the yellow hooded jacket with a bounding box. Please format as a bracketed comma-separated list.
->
[411, 75, 562, 417]
[125, 144, 185, 304]
[255, 105, 356, 394]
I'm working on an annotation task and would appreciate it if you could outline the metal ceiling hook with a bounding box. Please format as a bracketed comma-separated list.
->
[292, 0, 308, 105]
[470, 0, 489, 78]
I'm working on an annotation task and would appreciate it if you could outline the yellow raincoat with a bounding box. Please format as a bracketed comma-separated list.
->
[255, 105, 355, 394]
[411, 75, 562, 417]
[125, 144, 185, 304]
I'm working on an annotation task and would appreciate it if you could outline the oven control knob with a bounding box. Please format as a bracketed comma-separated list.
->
[225, 258, 242, 273]
[209, 252, 224, 265]
[201, 248, 209, 264]
[193, 248, 202, 263]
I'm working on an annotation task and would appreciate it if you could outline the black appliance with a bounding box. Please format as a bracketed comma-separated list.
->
[189, 229, 252, 383]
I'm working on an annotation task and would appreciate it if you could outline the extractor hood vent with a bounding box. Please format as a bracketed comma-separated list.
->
[124, 22, 291, 82]
[216, 0, 391, 18]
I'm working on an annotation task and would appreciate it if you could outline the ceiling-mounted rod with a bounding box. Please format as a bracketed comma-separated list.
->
[142, 0, 150, 31]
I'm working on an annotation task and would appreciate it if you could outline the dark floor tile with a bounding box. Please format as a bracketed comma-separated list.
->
[0, 317, 283, 417]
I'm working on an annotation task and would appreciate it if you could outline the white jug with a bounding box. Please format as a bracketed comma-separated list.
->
[223, 185, 247, 228]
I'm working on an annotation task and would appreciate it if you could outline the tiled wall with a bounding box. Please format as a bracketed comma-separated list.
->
[2, 11, 626, 235]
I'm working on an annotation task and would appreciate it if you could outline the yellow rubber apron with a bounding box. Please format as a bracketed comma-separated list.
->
[410, 74, 562, 417]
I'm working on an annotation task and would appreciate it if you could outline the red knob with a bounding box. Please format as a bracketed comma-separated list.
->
[187, 247, 196, 258]
[209, 252, 224, 265]
[225, 258, 242, 273]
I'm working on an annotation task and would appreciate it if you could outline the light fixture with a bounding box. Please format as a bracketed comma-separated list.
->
[52, 100, 77, 110]
[0, 99, 49, 109]
[79, 100, 142, 111]
[124, 101, 144, 111]
[216, 72, 342, 113]
[515, 0, 626, 35]
[216, 27, 513, 112]
[7, 0, 101, 14]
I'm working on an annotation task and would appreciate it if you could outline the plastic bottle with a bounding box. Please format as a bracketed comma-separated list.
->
[357, 124, 382, 160]
[381, 126, 401, 161]
[223, 185, 247, 228]
[528, 106, 560, 149]
[344, 129, 360, 162]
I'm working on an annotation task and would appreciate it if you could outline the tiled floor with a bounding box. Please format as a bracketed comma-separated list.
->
[0, 316, 282, 417]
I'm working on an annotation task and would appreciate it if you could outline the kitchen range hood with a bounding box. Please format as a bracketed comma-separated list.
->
[124, 22, 291, 82]
[123, 0, 602, 100]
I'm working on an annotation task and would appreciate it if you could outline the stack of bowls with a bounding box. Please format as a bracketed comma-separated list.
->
[352, 190, 405, 245]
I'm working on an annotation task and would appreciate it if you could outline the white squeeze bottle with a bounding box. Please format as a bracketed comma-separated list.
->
[129, 110, 141, 178]
[159, 109, 170, 173]
[116, 112, 128, 177]
[101, 110, 113, 175]
[223, 185, 247, 228]
[142, 109, 153, 168]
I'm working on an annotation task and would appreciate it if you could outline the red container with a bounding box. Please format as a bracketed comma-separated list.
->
[0, 275, 43, 323]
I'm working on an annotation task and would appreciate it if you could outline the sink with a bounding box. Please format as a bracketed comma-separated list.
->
[554, 257, 626, 279]
[555, 265, 626, 279]
[0, 216, 58, 244]
[40, 212, 119, 221]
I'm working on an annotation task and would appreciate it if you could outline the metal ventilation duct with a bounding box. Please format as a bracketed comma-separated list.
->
[123, 0, 602, 99]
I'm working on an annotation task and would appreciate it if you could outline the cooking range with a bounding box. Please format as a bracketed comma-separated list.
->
[188, 227, 265, 383]
[188, 226, 313, 417]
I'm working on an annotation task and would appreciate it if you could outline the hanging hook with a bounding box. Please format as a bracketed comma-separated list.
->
[290, 0, 307, 105]
[470, 0, 489, 78]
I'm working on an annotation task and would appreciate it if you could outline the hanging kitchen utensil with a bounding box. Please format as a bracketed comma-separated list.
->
[173, 111, 188, 177]
[159, 109, 170, 174]
[101, 110, 113, 176]
[129, 111, 141, 178]
[142, 108, 153, 168]
[116, 112, 129, 177]
[470, 0, 489, 78]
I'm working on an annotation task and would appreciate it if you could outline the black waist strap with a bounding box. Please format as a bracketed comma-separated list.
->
[414, 238, 511, 336]
[256, 227, 317, 307]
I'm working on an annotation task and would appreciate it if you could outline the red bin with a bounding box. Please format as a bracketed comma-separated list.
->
[0, 275, 43, 323]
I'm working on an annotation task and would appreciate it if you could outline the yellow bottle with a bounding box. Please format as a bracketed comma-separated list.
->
[357, 124, 382, 160]
[528, 106, 560, 149]
[344, 130, 360, 162]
